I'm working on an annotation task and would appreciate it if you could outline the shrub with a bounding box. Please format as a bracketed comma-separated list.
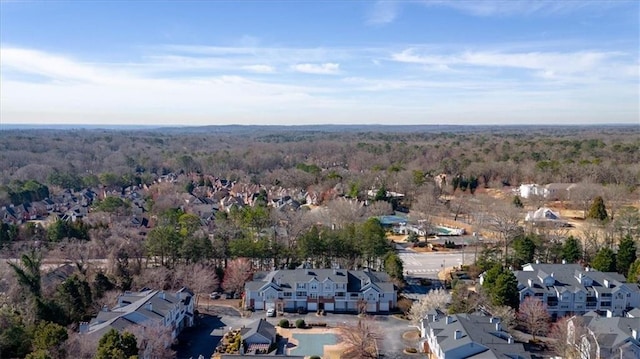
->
[310, 356, 321, 359]
[279, 319, 290, 328]
[295, 319, 306, 328]
[397, 297, 413, 313]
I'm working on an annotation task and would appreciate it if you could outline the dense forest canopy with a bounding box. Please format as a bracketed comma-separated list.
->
[1, 125, 638, 205]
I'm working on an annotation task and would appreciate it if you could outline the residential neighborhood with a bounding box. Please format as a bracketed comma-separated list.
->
[1, 125, 639, 359]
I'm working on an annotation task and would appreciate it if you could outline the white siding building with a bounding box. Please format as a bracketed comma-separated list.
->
[514, 263, 640, 318]
[80, 288, 194, 340]
[244, 268, 396, 313]
[420, 312, 531, 359]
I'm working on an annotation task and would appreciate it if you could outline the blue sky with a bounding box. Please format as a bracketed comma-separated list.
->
[1, 1, 638, 126]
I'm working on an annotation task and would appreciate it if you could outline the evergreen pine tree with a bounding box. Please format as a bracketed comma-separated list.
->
[561, 236, 582, 263]
[616, 235, 637, 275]
[591, 247, 616, 272]
[586, 196, 609, 222]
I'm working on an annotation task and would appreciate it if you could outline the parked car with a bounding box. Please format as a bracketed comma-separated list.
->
[209, 292, 220, 299]
[296, 306, 307, 314]
[266, 308, 276, 317]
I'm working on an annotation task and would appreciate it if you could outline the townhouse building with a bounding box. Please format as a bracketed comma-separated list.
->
[244, 268, 397, 313]
[514, 263, 640, 318]
[420, 312, 531, 359]
[80, 288, 194, 340]
[569, 312, 640, 359]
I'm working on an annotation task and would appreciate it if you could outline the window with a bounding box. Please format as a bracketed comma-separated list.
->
[601, 293, 612, 298]
[601, 301, 611, 307]
[310, 283, 318, 291]
[310, 293, 318, 299]
[296, 283, 306, 289]
[296, 291, 307, 297]
[335, 292, 345, 297]
[284, 292, 292, 298]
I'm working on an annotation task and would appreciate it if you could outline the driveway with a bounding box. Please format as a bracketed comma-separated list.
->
[177, 305, 422, 359]
[175, 305, 254, 359]
[265, 311, 420, 359]
[396, 243, 466, 278]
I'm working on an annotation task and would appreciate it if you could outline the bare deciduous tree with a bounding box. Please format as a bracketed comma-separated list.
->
[517, 297, 550, 341]
[549, 316, 593, 359]
[408, 288, 451, 324]
[486, 200, 523, 266]
[177, 264, 219, 307]
[222, 258, 252, 295]
[488, 305, 517, 331]
[64, 331, 99, 359]
[131, 322, 176, 359]
[338, 318, 381, 359]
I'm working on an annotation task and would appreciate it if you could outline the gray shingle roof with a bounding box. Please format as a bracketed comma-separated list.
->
[581, 312, 640, 352]
[247, 268, 394, 293]
[241, 318, 276, 343]
[516, 263, 637, 296]
[86, 288, 192, 337]
[425, 314, 531, 359]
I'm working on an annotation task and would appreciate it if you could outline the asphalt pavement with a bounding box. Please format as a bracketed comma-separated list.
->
[176, 304, 422, 359]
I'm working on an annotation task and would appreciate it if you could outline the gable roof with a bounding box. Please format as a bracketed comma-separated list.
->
[516, 263, 638, 295]
[246, 268, 394, 293]
[241, 318, 276, 343]
[580, 313, 640, 352]
[425, 314, 531, 359]
[85, 288, 193, 337]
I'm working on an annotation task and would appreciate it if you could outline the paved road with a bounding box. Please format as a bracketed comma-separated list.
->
[175, 305, 254, 359]
[396, 244, 467, 278]
[177, 305, 421, 359]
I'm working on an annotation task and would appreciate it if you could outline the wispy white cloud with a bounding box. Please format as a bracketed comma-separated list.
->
[241, 64, 276, 73]
[391, 48, 635, 81]
[425, 0, 609, 17]
[367, 1, 401, 25]
[1, 45, 637, 125]
[291, 63, 341, 75]
[1, 48, 126, 84]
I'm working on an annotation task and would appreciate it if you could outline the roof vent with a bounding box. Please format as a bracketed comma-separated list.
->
[454, 330, 463, 340]
[507, 336, 514, 344]
[445, 316, 454, 324]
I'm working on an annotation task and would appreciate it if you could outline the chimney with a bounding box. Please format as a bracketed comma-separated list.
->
[160, 291, 166, 300]
[146, 302, 153, 312]
[535, 259, 540, 264]
[507, 336, 514, 344]
[446, 316, 454, 324]
[495, 322, 502, 331]
[490, 317, 498, 324]
[562, 259, 567, 264]
[632, 329, 639, 340]
[454, 330, 463, 340]
[585, 266, 590, 272]
[79, 322, 89, 334]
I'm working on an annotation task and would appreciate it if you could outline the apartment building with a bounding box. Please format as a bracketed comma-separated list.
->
[80, 288, 194, 339]
[569, 312, 640, 359]
[244, 268, 397, 313]
[514, 263, 640, 318]
[420, 312, 531, 359]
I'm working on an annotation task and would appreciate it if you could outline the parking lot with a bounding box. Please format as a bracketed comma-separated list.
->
[176, 303, 421, 359]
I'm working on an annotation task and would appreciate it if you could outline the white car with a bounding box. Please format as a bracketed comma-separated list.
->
[266, 308, 276, 317]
